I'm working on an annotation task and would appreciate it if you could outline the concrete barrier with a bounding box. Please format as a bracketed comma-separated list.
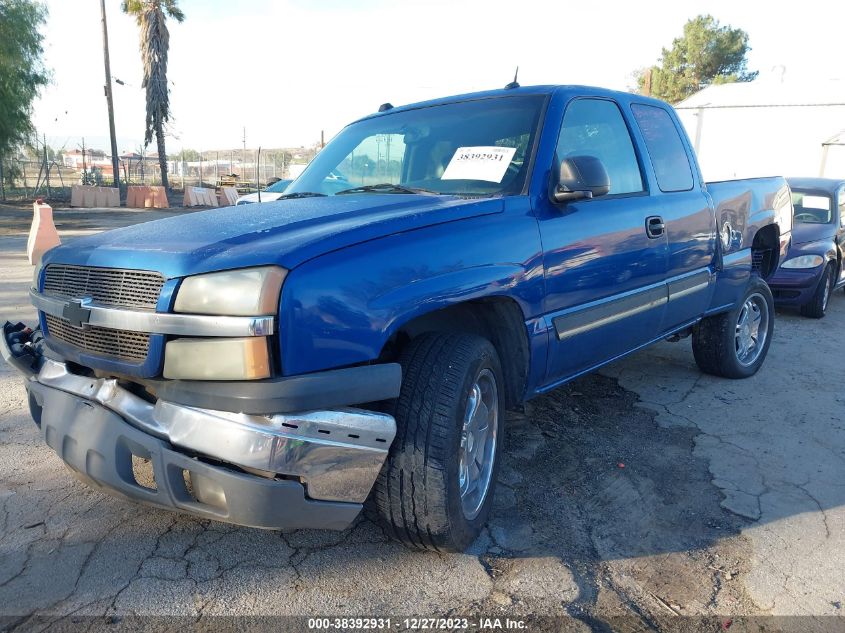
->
[27, 201, 61, 265]
[126, 186, 169, 209]
[217, 187, 239, 207]
[183, 186, 219, 207]
[70, 185, 120, 208]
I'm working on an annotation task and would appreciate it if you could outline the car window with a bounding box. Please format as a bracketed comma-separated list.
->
[839, 186, 845, 225]
[555, 99, 643, 195]
[288, 95, 545, 197]
[265, 179, 292, 193]
[791, 191, 833, 223]
[630, 104, 694, 192]
[338, 133, 407, 188]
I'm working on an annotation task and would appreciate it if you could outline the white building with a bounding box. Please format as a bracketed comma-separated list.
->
[674, 75, 845, 182]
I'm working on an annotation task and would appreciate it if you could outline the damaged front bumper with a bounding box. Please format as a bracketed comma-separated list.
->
[1, 322, 397, 531]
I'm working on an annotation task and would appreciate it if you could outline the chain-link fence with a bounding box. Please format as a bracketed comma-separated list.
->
[0, 143, 316, 203]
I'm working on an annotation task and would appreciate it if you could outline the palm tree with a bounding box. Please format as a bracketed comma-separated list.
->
[121, 0, 184, 191]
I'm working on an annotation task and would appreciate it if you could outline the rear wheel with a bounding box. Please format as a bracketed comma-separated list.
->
[800, 264, 833, 319]
[692, 276, 774, 378]
[374, 333, 503, 552]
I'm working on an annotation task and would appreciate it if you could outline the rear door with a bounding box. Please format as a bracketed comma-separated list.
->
[629, 103, 716, 331]
[535, 97, 668, 385]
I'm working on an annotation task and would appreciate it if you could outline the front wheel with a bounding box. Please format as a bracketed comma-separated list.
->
[692, 276, 774, 379]
[800, 264, 833, 319]
[374, 333, 504, 552]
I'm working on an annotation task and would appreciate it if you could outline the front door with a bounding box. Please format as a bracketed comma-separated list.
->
[536, 97, 668, 385]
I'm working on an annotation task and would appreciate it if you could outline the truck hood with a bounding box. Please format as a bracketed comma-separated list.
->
[791, 222, 836, 246]
[43, 194, 503, 277]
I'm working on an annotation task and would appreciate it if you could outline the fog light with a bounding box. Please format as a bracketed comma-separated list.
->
[163, 337, 270, 380]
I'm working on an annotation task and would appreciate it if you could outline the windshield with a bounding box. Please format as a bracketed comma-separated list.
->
[287, 95, 546, 198]
[792, 191, 834, 224]
[265, 179, 292, 193]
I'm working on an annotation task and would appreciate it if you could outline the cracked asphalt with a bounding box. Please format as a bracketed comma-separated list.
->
[0, 204, 843, 631]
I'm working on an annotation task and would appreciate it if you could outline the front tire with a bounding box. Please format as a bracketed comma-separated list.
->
[692, 276, 774, 378]
[800, 264, 833, 319]
[374, 333, 504, 552]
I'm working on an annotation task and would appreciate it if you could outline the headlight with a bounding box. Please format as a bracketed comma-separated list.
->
[174, 266, 286, 316]
[781, 255, 824, 269]
[163, 337, 271, 380]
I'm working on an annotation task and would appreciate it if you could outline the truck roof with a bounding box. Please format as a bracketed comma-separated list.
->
[355, 84, 672, 123]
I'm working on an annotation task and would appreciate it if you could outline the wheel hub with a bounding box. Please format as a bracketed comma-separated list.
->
[735, 293, 769, 367]
[458, 368, 499, 520]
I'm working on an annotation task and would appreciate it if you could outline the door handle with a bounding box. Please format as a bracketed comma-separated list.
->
[646, 216, 665, 239]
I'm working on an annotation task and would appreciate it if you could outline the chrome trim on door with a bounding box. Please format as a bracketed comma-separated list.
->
[31, 290, 275, 337]
[552, 268, 712, 341]
[553, 284, 667, 341]
[667, 269, 713, 302]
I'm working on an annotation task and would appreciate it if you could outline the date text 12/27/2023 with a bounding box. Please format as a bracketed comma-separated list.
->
[306, 617, 527, 630]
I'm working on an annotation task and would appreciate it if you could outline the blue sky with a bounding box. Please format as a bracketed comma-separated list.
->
[32, 0, 845, 153]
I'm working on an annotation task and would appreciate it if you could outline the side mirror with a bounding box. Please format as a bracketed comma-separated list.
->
[552, 155, 611, 203]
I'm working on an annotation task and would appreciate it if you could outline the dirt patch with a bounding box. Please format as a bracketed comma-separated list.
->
[469, 373, 759, 627]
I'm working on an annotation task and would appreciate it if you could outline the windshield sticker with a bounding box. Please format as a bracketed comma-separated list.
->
[441, 146, 517, 183]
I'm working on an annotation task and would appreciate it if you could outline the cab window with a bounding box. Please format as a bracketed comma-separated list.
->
[631, 104, 694, 192]
[555, 99, 644, 195]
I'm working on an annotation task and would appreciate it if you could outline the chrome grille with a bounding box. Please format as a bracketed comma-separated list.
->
[45, 314, 150, 362]
[43, 264, 165, 311]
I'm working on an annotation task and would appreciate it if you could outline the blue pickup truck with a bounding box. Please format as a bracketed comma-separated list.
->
[2, 85, 792, 552]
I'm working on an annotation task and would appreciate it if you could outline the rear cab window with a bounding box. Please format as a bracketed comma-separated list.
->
[631, 104, 694, 193]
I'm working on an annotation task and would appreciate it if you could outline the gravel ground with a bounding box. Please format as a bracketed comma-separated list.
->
[0, 204, 842, 632]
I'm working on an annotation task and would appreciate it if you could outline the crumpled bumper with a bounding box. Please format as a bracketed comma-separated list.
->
[2, 322, 397, 531]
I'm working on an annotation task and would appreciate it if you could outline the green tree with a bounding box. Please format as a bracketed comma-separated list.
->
[170, 148, 200, 162]
[0, 0, 49, 198]
[637, 15, 758, 103]
[121, 0, 184, 191]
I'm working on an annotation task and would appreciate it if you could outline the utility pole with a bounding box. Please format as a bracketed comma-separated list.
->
[81, 137, 87, 180]
[43, 133, 51, 197]
[100, 0, 121, 199]
[693, 106, 705, 154]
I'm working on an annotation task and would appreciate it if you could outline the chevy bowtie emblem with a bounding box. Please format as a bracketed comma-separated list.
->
[62, 299, 92, 327]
